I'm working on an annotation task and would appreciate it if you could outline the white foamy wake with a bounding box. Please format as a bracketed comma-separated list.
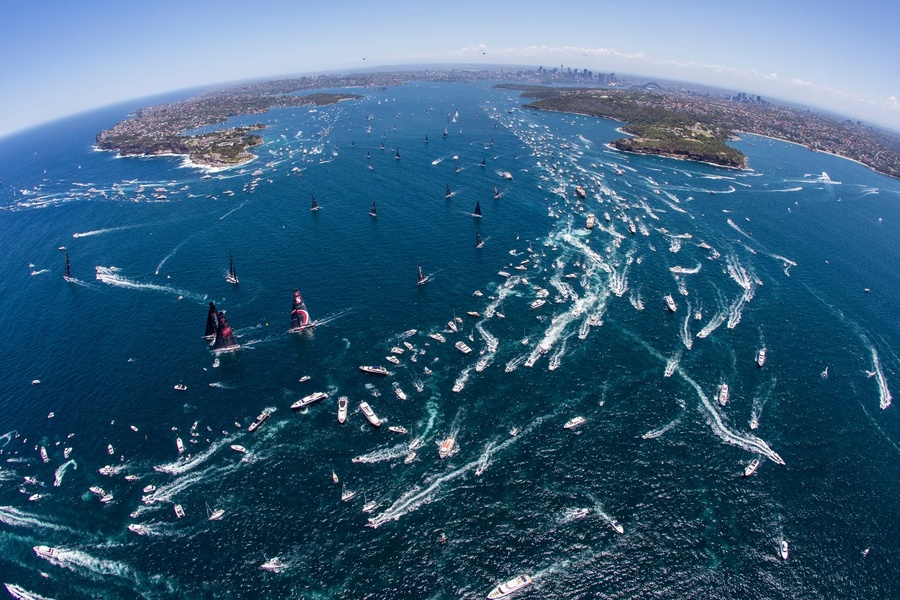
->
[95, 266, 206, 303]
[726, 287, 755, 330]
[642, 417, 682, 439]
[664, 351, 682, 378]
[34, 546, 140, 584]
[870, 348, 893, 410]
[72, 224, 143, 238]
[352, 443, 408, 464]
[680, 305, 694, 349]
[4, 583, 53, 600]
[725, 254, 754, 291]
[0, 506, 72, 533]
[476, 322, 498, 353]
[726, 218, 753, 240]
[53, 459, 77, 487]
[697, 307, 726, 339]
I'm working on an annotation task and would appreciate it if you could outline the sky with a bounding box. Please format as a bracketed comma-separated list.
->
[1, 0, 898, 138]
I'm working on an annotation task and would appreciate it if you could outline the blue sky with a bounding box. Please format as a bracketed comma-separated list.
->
[2, 0, 898, 138]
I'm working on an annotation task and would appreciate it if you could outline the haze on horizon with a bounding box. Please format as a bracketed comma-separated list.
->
[2, 0, 898, 139]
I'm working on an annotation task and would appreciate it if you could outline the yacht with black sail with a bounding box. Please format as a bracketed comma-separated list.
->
[473, 200, 482, 218]
[310, 196, 319, 211]
[369, 200, 377, 217]
[226, 252, 239, 285]
[64, 253, 74, 282]
[211, 312, 240, 353]
[288, 288, 315, 333]
[204, 302, 218, 340]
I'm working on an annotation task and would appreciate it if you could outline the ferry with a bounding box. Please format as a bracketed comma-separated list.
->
[744, 458, 760, 477]
[756, 347, 767, 367]
[174, 504, 185, 519]
[359, 365, 389, 376]
[585, 213, 596, 229]
[455, 341, 473, 355]
[564, 416, 586, 429]
[230, 445, 247, 453]
[429, 332, 446, 343]
[33, 545, 61, 561]
[780, 540, 789, 560]
[664, 295, 677, 312]
[487, 574, 532, 599]
[717, 384, 729, 407]
[438, 437, 455, 459]
[127, 523, 149, 535]
[359, 402, 381, 426]
[337, 396, 348, 424]
[247, 410, 271, 432]
[291, 391, 327, 409]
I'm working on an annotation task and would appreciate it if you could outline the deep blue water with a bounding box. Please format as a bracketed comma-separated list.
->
[1, 80, 900, 599]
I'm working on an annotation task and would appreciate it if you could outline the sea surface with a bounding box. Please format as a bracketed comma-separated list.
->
[1, 80, 899, 599]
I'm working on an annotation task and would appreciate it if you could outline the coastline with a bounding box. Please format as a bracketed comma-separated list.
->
[735, 131, 876, 172]
[94, 145, 258, 172]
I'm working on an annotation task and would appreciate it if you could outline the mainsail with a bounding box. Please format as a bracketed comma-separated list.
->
[226, 253, 239, 284]
[311, 196, 319, 211]
[473, 201, 482, 217]
[445, 184, 452, 199]
[369, 201, 377, 217]
[289, 288, 313, 332]
[204, 301, 218, 339]
[417, 264, 428, 285]
[212, 312, 239, 352]
[64, 253, 72, 281]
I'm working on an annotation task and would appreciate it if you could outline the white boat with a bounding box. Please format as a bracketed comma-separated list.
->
[100, 493, 113, 503]
[332, 470, 339, 484]
[487, 574, 532, 599]
[385, 355, 401, 364]
[40, 446, 48, 463]
[438, 437, 455, 459]
[291, 391, 328, 409]
[564, 416, 585, 429]
[500, 171, 513, 180]
[127, 523, 149, 535]
[362, 500, 378, 513]
[717, 384, 729, 407]
[142, 484, 156, 493]
[207, 505, 225, 521]
[780, 540, 789, 560]
[247, 409, 271, 432]
[174, 504, 185, 519]
[664, 294, 677, 312]
[337, 396, 348, 424]
[611, 520, 624, 534]
[744, 458, 760, 477]
[260, 557, 286, 572]
[408, 437, 423, 451]
[429, 332, 446, 343]
[575, 185, 587, 198]
[89, 485, 105, 496]
[176, 437, 185, 454]
[447, 320, 458, 332]
[498, 271, 511, 278]
[756, 347, 767, 367]
[403, 341, 415, 351]
[390, 346, 404, 355]
[509, 427, 519, 436]
[417, 263, 429, 285]
[530, 299, 546, 309]
[360, 402, 381, 426]
[393, 383, 407, 400]
[388, 425, 408, 434]
[585, 213, 596, 229]
[230, 444, 247, 453]
[341, 484, 356, 501]
[124, 474, 138, 481]
[63, 447, 72, 458]
[28, 494, 43, 501]
[33, 545, 61, 561]
[455, 341, 473, 355]
[107, 444, 114, 455]
[404, 452, 416, 464]
[173, 384, 187, 391]
[359, 365, 389, 376]
[99, 465, 116, 476]
[298, 375, 311, 382]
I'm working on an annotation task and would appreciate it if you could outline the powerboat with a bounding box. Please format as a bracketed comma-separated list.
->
[230, 445, 247, 453]
[174, 504, 185, 519]
[455, 341, 473, 355]
[487, 574, 532, 599]
[247, 410, 271, 432]
[717, 384, 729, 407]
[33, 545, 61, 561]
[780, 540, 789, 560]
[756, 347, 767, 367]
[291, 391, 327, 410]
[438, 437, 455, 459]
[337, 396, 348, 424]
[744, 458, 760, 477]
[388, 425, 408, 434]
[664, 294, 677, 312]
[127, 523, 149, 535]
[359, 365, 389, 376]
[360, 402, 381, 426]
[564, 416, 585, 429]
[260, 557, 286, 572]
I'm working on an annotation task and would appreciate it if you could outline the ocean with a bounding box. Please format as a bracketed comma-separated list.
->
[0, 79, 899, 599]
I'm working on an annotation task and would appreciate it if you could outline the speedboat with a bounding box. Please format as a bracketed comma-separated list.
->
[40, 446, 48, 463]
[362, 500, 378, 513]
[409, 437, 422, 451]
[142, 484, 157, 493]
[247, 410, 271, 432]
[487, 574, 532, 599]
[99, 465, 116, 476]
[467, 311, 481, 318]
[438, 437, 455, 459]
[455, 341, 473, 355]
[780, 540, 789, 560]
[173, 384, 187, 391]
[359, 365, 389, 376]
[127, 523, 149, 535]
[174, 504, 185, 519]
[260, 557, 286, 572]
[176, 437, 185, 453]
[207, 507, 225, 521]
[337, 396, 348, 424]
[564, 416, 585, 429]
[530, 299, 546, 309]
[89, 486, 105, 496]
[341, 484, 356, 501]
[390, 346, 405, 355]
[585, 213, 595, 229]
[744, 458, 760, 477]
[100, 493, 113, 503]
[33, 545, 61, 560]
[664, 294, 677, 312]
[575, 185, 586, 198]
[385, 355, 401, 365]
[428, 332, 446, 343]
[108, 444, 115, 455]
[611, 520, 624, 534]
[404, 452, 416, 464]
[717, 384, 729, 407]
[230, 445, 247, 453]
[388, 425, 408, 434]
[291, 391, 327, 410]
[756, 347, 767, 367]
[509, 427, 519, 436]
[360, 402, 381, 426]
[393, 384, 407, 401]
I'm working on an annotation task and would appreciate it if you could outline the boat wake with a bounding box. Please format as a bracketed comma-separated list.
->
[870, 347, 893, 410]
[3, 583, 53, 600]
[53, 459, 77, 487]
[218, 200, 249, 220]
[95, 266, 206, 303]
[34, 546, 143, 585]
[642, 415, 683, 440]
[664, 351, 682, 378]
[72, 224, 144, 238]
[352, 443, 408, 464]
[749, 378, 777, 430]
[0, 506, 74, 533]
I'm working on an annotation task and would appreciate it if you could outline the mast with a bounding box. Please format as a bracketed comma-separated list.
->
[417, 264, 428, 285]
[481, 157, 486, 167]
[311, 196, 319, 211]
[64, 253, 72, 281]
[289, 288, 311, 331]
[226, 253, 239, 284]
[474, 201, 482, 217]
[204, 302, 218, 339]
[445, 184, 452, 199]
[369, 201, 377, 217]
[395, 147, 400, 159]
[424, 135, 428, 143]
[212, 312, 239, 352]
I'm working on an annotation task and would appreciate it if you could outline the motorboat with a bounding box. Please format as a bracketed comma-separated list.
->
[455, 341, 473, 355]
[780, 540, 789, 560]
[291, 391, 328, 410]
[260, 557, 286, 572]
[744, 458, 760, 477]
[176, 437, 185, 453]
[230, 445, 247, 453]
[33, 545, 61, 561]
[564, 416, 585, 429]
[142, 484, 157, 493]
[362, 500, 378, 513]
[428, 332, 446, 343]
[247, 410, 271, 432]
[717, 384, 729, 407]
[341, 484, 356, 501]
[127, 523, 149, 535]
[173, 384, 187, 391]
[337, 396, 348, 424]
[359, 365, 389, 376]
[388, 425, 408, 434]
[611, 520, 624, 534]
[386, 355, 401, 364]
[487, 574, 533, 599]
[438, 437, 455, 459]
[393, 383, 408, 400]
[360, 402, 381, 426]
[664, 294, 677, 312]
[174, 504, 185, 519]
[404, 452, 416, 464]
[756, 347, 767, 367]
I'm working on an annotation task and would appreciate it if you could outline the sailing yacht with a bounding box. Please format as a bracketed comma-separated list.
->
[493, 186, 500, 200]
[226, 253, 239, 285]
[63, 253, 74, 282]
[204, 302, 218, 339]
[288, 288, 315, 332]
[207, 502, 225, 520]
[341, 483, 356, 501]
[473, 201, 482, 218]
[417, 264, 429, 285]
[395, 148, 400, 160]
[445, 183, 452, 199]
[310, 196, 319, 211]
[476, 232, 485, 249]
[369, 201, 377, 217]
[211, 312, 240, 353]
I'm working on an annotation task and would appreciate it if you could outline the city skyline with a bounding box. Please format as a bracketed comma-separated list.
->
[2, 0, 897, 138]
